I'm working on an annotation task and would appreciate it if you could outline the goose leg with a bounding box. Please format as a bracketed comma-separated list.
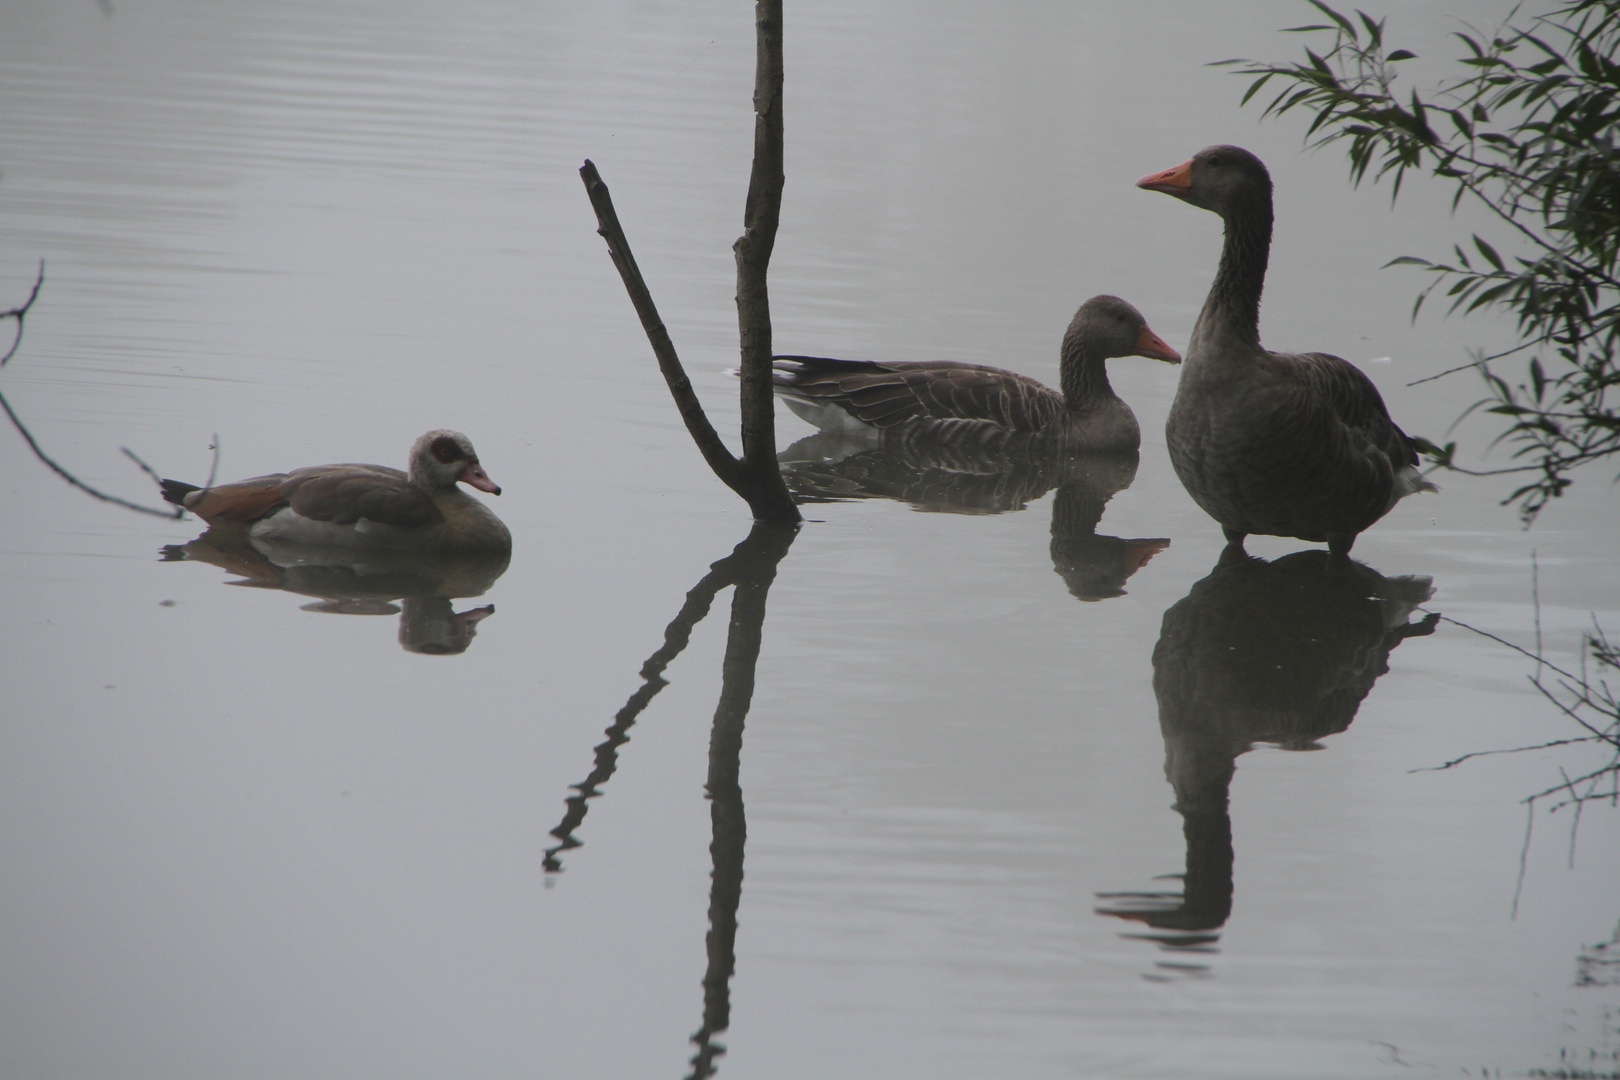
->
[1220, 526, 1248, 551]
[1326, 531, 1356, 561]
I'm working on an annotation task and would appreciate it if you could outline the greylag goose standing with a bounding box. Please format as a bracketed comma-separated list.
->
[1137, 146, 1435, 557]
[772, 294, 1180, 454]
[160, 429, 511, 553]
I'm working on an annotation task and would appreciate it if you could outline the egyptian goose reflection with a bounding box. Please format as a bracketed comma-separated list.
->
[780, 433, 1168, 600]
[161, 529, 508, 655]
[1096, 546, 1437, 977]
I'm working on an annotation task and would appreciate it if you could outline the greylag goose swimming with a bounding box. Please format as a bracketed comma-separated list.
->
[1136, 146, 1436, 558]
[160, 429, 511, 553]
[771, 294, 1181, 454]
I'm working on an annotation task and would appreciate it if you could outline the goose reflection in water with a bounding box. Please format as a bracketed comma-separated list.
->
[780, 432, 1168, 600]
[161, 527, 509, 654]
[1096, 545, 1437, 978]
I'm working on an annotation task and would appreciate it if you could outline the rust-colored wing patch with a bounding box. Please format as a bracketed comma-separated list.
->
[182, 475, 292, 523]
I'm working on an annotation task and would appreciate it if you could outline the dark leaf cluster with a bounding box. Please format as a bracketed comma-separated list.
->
[1221, 0, 1620, 520]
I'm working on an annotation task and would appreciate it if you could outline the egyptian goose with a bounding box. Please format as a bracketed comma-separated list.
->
[1137, 146, 1435, 558]
[771, 295, 1180, 454]
[160, 429, 511, 552]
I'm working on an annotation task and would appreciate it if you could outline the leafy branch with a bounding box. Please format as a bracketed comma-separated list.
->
[1221, 0, 1620, 521]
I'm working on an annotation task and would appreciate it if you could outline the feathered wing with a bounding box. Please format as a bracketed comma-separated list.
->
[773, 356, 1067, 432]
[279, 465, 443, 528]
[1296, 353, 1421, 467]
[1297, 352, 1438, 503]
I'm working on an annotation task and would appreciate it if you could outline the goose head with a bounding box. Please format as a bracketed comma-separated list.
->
[409, 430, 502, 495]
[1066, 294, 1181, 364]
[1135, 144, 1272, 216]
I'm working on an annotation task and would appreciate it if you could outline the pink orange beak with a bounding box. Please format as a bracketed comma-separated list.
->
[1136, 159, 1193, 197]
[1135, 324, 1182, 364]
[460, 461, 502, 495]
[1122, 538, 1171, 576]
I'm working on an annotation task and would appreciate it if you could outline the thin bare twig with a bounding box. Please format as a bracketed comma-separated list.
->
[1562, 767, 1585, 868]
[1405, 342, 1541, 388]
[1427, 578, 1619, 907]
[0, 266, 181, 519]
[201, 433, 220, 494]
[121, 446, 164, 489]
[1409, 734, 1598, 773]
[1404, 359, 1482, 388]
[1437, 613, 1582, 685]
[0, 388, 181, 519]
[1532, 552, 1544, 680]
[1512, 799, 1534, 919]
[1526, 765, 1620, 807]
[0, 261, 45, 368]
[1530, 672, 1617, 744]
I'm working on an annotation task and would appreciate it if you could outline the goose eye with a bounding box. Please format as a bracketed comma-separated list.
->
[430, 435, 464, 464]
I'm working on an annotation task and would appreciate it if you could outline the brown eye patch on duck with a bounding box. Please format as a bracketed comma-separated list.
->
[431, 434, 468, 464]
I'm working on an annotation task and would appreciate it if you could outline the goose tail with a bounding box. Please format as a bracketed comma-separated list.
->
[1395, 463, 1440, 499]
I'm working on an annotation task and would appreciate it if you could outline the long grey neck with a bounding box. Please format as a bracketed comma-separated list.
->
[1194, 194, 1272, 351]
[1058, 332, 1116, 410]
[1050, 481, 1108, 537]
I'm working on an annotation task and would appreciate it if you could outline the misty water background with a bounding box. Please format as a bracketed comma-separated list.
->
[1, 1, 1618, 1077]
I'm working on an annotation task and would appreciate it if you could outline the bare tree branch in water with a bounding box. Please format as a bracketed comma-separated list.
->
[539, 522, 795, 1080]
[0, 265, 184, 519]
[687, 522, 793, 1080]
[731, 0, 788, 499]
[543, 545, 746, 872]
[579, 0, 800, 525]
[570, 17, 807, 1046]
[1413, 733, 1599, 773]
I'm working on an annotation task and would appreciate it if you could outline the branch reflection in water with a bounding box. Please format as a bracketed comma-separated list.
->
[161, 527, 509, 654]
[540, 522, 797, 1078]
[779, 431, 1168, 600]
[1097, 545, 1438, 979]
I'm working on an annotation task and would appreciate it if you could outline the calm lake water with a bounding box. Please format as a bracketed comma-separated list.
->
[2, 2, 1618, 1077]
